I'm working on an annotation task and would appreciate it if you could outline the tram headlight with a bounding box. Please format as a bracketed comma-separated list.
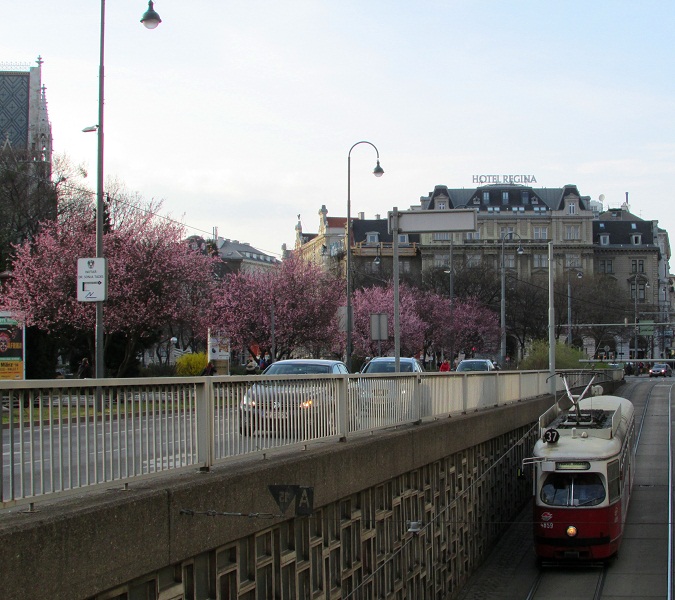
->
[566, 525, 578, 538]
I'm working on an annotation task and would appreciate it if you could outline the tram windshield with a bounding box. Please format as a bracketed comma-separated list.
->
[540, 472, 606, 507]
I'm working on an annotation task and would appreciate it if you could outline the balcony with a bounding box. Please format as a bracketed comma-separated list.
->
[352, 241, 419, 258]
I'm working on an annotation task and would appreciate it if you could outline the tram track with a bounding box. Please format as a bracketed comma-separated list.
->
[456, 376, 671, 600]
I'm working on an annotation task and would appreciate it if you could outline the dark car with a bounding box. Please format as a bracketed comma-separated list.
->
[649, 363, 672, 377]
[455, 359, 495, 372]
[239, 359, 348, 435]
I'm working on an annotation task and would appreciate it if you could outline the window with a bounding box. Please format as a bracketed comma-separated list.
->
[632, 281, 648, 301]
[504, 254, 516, 269]
[482, 191, 490, 204]
[433, 254, 447, 268]
[398, 233, 409, 245]
[366, 232, 379, 244]
[631, 259, 644, 273]
[607, 460, 620, 503]
[398, 260, 411, 273]
[500, 227, 515, 240]
[565, 254, 581, 268]
[502, 191, 509, 204]
[433, 232, 450, 241]
[540, 472, 606, 507]
[437, 200, 447, 210]
[568, 203, 577, 215]
[533, 227, 548, 240]
[631, 234, 642, 245]
[466, 254, 481, 267]
[465, 230, 481, 240]
[565, 225, 580, 240]
[600, 234, 610, 245]
[598, 259, 613, 274]
[521, 191, 530, 204]
[534, 253, 548, 268]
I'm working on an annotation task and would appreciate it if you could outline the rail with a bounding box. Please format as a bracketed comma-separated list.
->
[0, 369, 621, 508]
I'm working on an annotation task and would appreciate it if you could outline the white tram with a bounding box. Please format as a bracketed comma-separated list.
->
[526, 377, 636, 561]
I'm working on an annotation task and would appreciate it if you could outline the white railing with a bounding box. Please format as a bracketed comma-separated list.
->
[0, 369, 620, 508]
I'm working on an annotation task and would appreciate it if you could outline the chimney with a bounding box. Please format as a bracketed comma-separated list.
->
[358, 212, 364, 220]
[375, 214, 381, 220]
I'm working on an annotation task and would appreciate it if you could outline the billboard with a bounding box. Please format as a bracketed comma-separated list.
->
[0, 313, 24, 380]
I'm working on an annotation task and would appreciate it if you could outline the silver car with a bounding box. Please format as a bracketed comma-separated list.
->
[455, 359, 495, 372]
[239, 359, 348, 435]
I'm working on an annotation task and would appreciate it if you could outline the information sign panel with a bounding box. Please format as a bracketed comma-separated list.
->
[77, 258, 108, 302]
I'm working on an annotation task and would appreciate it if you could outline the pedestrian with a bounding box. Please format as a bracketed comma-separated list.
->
[201, 361, 216, 376]
[245, 357, 258, 375]
[439, 359, 450, 372]
[77, 358, 92, 379]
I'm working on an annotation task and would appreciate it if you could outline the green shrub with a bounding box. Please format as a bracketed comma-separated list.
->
[520, 339, 586, 370]
[176, 352, 207, 376]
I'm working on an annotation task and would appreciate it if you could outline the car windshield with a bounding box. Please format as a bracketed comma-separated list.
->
[457, 361, 489, 371]
[540, 472, 606, 507]
[362, 361, 414, 373]
[652, 364, 667, 370]
[264, 363, 330, 375]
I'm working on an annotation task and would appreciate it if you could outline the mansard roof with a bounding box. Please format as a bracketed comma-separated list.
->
[594, 209, 655, 246]
[420, 183, 591, 213]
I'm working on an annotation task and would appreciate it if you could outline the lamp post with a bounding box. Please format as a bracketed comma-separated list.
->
[567, 269, 583, 345]
[632, 275, 650, 360]
[89, 1, 161, 379]
[346, 141, 383, 372]
[500, 232, 524, 365]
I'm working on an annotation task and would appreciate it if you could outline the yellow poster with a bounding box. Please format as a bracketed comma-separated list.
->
[0, 314, 24, 380]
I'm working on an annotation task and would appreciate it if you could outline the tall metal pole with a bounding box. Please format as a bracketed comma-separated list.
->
[548, 241, 556, 397]
[500, 236, 506, 364]
[95, 0, 106, 379]
[392, 208, 400, 372]
[567, 272, 572, 346]
[345, 141, 383, 372]
[634, 277, 639, 361]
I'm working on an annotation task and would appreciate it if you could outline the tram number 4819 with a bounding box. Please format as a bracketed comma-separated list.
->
[543, 428, 560, 444]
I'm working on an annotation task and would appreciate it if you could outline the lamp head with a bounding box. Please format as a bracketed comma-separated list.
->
[373, 160, 384, 177]
[576, 271, 583, 279]
[516, 244, 524, 255]
[373, 256, 381, 266]
[141, 1, 162, 29]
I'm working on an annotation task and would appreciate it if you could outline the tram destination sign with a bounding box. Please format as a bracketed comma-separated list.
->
[472, 174, 537, 184]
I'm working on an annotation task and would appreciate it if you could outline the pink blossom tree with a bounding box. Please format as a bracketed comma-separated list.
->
[351, 282, 426, 358]
[1, 198, 218, 376]
[210, 256, 343, 360]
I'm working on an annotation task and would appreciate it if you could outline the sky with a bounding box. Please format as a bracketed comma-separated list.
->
[4, 1, 675, 260]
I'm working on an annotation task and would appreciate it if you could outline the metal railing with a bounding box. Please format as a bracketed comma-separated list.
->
[0, 369, 620, 508]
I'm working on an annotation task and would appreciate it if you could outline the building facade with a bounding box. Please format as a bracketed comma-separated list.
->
[294, 182, 672, 362]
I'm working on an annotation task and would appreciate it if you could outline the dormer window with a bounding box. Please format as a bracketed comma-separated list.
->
[398, 233, 409, 245]
[568, 203, 576, 215]
[366, 232, 379, 244]
[437, 200, 447, 210]
[600, 234, 610, 245]
[482, 191, 490, 204]
[522, 191, 529, 204]
[502, 191, 509, 204]
[631, 234, 642, 245]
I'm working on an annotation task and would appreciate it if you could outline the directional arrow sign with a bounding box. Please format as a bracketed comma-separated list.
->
[77, 258, 108, 302]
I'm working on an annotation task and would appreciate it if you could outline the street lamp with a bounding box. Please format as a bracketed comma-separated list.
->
[500, 233, 524, 364]
[88, 1, 161, 379]
[346, 141, 383, 372]
[567, 269, 583, 345]
[632, 275, 650, 360]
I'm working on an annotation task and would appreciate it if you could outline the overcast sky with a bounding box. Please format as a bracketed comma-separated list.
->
[5, 1, 675, 259]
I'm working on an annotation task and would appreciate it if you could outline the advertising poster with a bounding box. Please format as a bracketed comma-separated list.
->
[0, 313, 24, 380]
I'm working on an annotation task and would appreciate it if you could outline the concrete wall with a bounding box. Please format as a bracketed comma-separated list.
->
[0, 393, 563, 600]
